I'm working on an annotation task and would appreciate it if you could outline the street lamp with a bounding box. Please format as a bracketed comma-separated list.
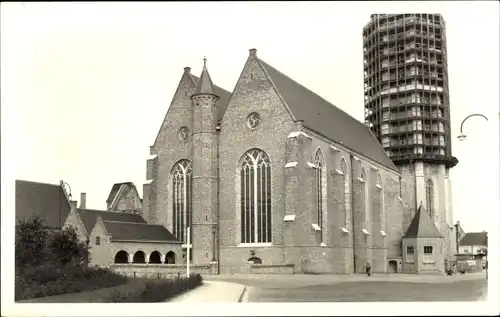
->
[457, 114, 488, 141]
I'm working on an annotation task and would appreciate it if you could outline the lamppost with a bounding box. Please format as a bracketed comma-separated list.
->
[60, 180, 72, 227]
[457, 114, 488, 141]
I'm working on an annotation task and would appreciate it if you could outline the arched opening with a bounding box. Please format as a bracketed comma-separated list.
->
[114, 250, 129, 264]
[149, 251, 162, 264]
[165, 251, 176, 264]
[133, 251, 146, 264]
[388, 260, 398, 273]
[248, 257, 262, 264]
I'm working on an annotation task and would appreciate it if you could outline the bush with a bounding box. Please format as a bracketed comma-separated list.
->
[15, 265, 128, 301]
[103, 274, 203, 302]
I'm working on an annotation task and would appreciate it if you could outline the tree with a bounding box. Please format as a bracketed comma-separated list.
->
[48, 225, 89, 266]
[15, 216, 50, 269]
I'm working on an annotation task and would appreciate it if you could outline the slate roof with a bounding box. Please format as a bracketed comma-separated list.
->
[106, 182, 133, 204]
[459, 232, 487, 246]
[15, 180, 71, 229]
[257, 58, 399, 172]
[102, 220, 180, 243]
[76, 208, 147, 234]
[190, 75, 231, 122]
[193, 63, 216, 95]
[403, 203, 443, 238]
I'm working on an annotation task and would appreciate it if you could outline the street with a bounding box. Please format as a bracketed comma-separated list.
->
[205, 273, 487, 302]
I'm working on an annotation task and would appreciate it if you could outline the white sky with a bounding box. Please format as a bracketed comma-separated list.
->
[2, 2, 498, 233]
[1, 1, 499, 315]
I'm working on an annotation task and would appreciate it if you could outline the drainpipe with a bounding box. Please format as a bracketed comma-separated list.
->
[216, 125, 221, 275]
[350, 154, 356, 273]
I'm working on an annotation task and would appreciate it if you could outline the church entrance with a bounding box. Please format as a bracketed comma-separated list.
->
[388, 260, 398, 273]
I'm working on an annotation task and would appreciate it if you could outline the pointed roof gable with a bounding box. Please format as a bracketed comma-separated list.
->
[193, 58, 217, 95]
[403, 203, 443, 238]
[256, 58, 399, 172]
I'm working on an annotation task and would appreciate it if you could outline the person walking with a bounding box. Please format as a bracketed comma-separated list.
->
[365, 262, 372, 276]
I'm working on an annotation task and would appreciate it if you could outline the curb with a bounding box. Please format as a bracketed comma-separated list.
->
[237, 286, 247, 303]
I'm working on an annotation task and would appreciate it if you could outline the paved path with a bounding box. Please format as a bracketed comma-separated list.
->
[205, 272, 488, 302]
[167, 281, 246, 303]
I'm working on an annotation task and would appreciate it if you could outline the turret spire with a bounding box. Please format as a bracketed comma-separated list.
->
[193, 56, 217, 96]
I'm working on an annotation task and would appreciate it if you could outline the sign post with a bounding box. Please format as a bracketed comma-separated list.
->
[186, 226, 190, 278]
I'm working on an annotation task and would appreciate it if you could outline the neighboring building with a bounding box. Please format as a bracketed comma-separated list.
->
[402, 203, 444, 274]
[140, 49, 415, 275]
[15, 179, 74, 229]
[363, 14, 457, 270]
[64, 183, 183, 267]
[459, 232, 488, 259]
[106, 182, 143, 213]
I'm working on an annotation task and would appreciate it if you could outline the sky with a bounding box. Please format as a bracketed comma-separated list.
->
[1, 2, 498, 233]
[1, 1, 499, 315]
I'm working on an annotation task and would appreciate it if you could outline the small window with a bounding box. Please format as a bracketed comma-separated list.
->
[407, 246, 414, 254]
[423, 246, 433, 254]
[96, 236, 101, 245]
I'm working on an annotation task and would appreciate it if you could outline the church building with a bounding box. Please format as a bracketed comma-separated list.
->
[136, 48, 423, 274]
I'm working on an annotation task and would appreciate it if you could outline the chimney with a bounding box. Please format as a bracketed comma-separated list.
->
[249, 48, 257, 56]
[79, 193, 86, 209]
[184, 67, 191, 74]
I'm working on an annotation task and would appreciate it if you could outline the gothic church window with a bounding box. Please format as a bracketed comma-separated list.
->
[314, 149, 326, 243]
[172, 159, 192, 242]
[247, 112, 261, 129]
[377, 173, 385, 232]
[361, 167, 369, 230]
[240, 148, 272, 244]
[426, 179, 434, 219]
[340, 158, 350, 228]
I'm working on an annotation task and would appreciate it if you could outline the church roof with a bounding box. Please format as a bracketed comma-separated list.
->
[76, 208, 147, 234]
[102, 220, 180, 243]
[403, 203, 443, 238]
[459, 232, 487, 246]
[190, 75, 231, 122]
[257, 58, 399, 172]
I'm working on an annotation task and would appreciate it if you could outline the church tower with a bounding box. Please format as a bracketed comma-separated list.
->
[363, 14, 458, 269]
[190, 58, 219, 265]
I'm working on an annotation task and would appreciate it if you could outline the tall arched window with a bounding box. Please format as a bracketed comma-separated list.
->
[361, 167, 369, 229]
[172, 159, 192, 242]
[314, 149, 326, 242]
[377, 173, 384, 232]
[240, 149, 272, 244]
[340, 158, 350, 228]
[426, 179, 434, 219]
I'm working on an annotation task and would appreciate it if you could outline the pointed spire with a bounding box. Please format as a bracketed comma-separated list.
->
[193, 56, 217, 96]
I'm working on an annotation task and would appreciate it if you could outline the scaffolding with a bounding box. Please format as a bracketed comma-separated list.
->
[363, 14, 458, 168]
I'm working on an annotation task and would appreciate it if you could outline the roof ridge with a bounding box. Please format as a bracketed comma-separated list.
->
[16, 179, 61, 187]
[102, 220, 162, 226]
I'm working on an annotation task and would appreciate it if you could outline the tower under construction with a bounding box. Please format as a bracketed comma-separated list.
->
[363, 14, 458, 269]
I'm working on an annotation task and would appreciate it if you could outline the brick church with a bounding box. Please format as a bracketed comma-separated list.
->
[63, 48, 451, 275]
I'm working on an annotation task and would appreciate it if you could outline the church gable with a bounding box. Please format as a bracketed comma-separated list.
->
[151, 68, 198, 156]
[109, 183, 143, 212]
